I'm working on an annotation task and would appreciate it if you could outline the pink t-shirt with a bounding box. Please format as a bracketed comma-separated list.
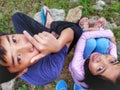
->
[69, 30, 117, 87]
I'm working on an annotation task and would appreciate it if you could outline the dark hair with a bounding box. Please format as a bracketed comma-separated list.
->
[80, 58, 120, 90]
[0, 66, 18, 84]
[0, 32, 18, 84]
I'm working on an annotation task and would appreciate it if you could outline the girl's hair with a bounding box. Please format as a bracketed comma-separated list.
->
[80, 58, 120, 90]
[0, 32, 18, 84]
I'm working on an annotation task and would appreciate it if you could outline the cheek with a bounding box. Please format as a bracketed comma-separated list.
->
[8, 65, 25, 73]
[22, 54, 31, 64]
[22, 53, 35, 66]
[89, 62, 97, 75]
[22, 51, 38, 61]
[8, 67, 17, 73]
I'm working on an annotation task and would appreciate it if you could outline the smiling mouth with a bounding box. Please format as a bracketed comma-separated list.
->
[90, 53, 101, 62]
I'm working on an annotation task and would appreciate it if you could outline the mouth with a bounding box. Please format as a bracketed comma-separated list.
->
[29, 44, 34, 52]
[29, 43, 39, 54]
[90, 52, 101, 62]
[32, 45, 39, 53]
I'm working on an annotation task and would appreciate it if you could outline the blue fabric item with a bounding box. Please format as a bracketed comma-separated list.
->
[83, 39, 96, 59]
[83, 38, 110, 59]
[94, 38, 110, 54]
[41, 6, 46, 26]
[56, 80, 67, 90]
[12, 12, 50, 35]
[74, 83, 85, 90]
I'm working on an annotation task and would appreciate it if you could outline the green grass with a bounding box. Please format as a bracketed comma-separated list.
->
[0, 0, 120, 90]
[0, 0, 120, 33]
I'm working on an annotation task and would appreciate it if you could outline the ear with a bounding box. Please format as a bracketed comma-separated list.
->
[15, 68, 28, 79]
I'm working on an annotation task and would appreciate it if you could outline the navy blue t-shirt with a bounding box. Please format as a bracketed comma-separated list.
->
[21, 46, 68, 86]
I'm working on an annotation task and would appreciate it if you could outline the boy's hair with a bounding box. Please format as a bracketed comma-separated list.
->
[81, 58, 120, 90]
[0, 66, 18, 84]
[0, 32, 18, 84]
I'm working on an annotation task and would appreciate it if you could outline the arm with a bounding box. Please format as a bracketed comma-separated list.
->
[108, 33, 117, 59]
[57, 28, 74, 51]
[23, 28, 73, 63]
[82, 29, 114, 39]
[85, 27, 99, 31]
[109, 42, 117, 59]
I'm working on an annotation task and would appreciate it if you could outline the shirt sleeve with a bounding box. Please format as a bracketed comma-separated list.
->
[81, 29, 114, 39]
[69, 30, 115, 87]
[109, 42, 117, 59]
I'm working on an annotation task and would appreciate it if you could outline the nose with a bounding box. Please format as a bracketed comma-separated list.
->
[94, 55, 104, 63]
[17, 42, 34, 53]
[96, 55, 110, 66]
[95, 58, 101, 63]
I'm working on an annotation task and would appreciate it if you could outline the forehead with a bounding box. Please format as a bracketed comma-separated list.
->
[0, 35, 11, 66]
[0, 34, 22, 66]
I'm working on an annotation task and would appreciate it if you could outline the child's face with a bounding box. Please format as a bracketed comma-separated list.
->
[0, 34, 39, 73]
[89, 52, 120, 83]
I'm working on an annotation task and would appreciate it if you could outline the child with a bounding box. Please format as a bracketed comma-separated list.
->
[69, 27, 120, 90]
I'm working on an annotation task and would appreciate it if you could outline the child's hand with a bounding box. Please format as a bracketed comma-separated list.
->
[23, 30, 59, 52]
[23, 31, 60, 63]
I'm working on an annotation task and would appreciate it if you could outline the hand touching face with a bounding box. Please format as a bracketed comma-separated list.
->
[0, 34, 39, 72]
[23, 31, 60, 63]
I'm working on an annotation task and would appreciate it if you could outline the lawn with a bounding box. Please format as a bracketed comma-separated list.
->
[0, 0, 120, 90]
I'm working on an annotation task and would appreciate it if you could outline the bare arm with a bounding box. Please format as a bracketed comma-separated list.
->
[56, 28, 74, 51]
[23, 28, 73, 63]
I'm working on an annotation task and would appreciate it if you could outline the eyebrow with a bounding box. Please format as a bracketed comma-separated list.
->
[6, 35, 15, 65]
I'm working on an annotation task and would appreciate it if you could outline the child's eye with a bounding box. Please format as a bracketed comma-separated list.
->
[12, 36, 16, 43]
[17, 55, 21, 64]
[110, 59, 119, 64]
[97, 66, 104, 72]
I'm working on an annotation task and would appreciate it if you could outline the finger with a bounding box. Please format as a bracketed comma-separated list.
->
[38, 33, 50, 41]
[42, 31, 57, 39]
[38, 32, 49, 39]
[42, 31, 52, 37]
[30, 53, 46, 63]
[23, 31, 42, 49]
[23, 30, 38, 44]
[38, 33, 45, 39]
[34, 34, 43, 43]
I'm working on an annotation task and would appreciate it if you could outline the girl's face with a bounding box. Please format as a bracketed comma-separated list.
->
[89, 52, 120, 82]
